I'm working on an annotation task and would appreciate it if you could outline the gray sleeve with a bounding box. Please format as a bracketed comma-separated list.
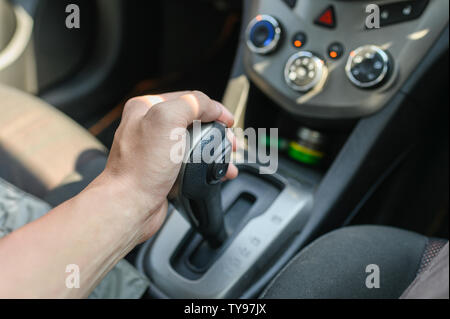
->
[0, 178, 149, 299]
[0, 178, 51, 236]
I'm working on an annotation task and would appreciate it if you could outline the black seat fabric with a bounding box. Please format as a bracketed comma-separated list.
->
[261, 225, 448, 299]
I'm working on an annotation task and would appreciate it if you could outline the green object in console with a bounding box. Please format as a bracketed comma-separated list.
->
[288, 141, 323, 165]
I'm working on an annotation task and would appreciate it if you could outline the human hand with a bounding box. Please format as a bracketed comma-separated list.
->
[96, 91, 238, 242]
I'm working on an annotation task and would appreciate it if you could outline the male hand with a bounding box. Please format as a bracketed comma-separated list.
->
[96, 91, 238, 242]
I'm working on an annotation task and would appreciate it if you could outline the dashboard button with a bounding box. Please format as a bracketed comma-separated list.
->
[314, 6, 336, 29]
[378, 0, 429, 27]
[292, 32, 307, 48]
[246, 15, 282, 55]
[208, 162, 229, 184]
[281, 0, 297, 9]
[327, 42, 344, 60]
[345, 45, 392, 89]
[284, 51, 327, 92]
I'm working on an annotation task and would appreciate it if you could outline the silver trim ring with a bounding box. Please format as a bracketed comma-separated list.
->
[246, 15, 281, 55]
[345, 45, 390, 89]
[284, 51, 325, 92]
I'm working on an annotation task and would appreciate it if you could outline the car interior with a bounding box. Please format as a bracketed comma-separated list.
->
[0, 0, 448, 299]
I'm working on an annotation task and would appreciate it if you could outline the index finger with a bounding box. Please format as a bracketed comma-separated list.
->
[142, 91, 193, 107]
[146, 91, 234, 128]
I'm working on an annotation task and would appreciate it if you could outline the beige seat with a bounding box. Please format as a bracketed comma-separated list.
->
[0, 84, 106, 197]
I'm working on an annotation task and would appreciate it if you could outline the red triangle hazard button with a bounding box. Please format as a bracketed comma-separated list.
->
[315, 6, 336, 29]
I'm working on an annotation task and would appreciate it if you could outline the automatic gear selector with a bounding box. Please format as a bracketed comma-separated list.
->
[171, 122, 232, 248]
[139, 126, 315, 297]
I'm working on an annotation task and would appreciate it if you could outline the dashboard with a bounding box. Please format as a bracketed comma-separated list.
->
[243, 0, 449, 119]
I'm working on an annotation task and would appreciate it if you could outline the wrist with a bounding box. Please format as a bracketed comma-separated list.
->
[84, 172, 167, 242]
[93, 171, 161, 212]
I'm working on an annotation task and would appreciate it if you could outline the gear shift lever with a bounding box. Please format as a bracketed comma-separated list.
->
[171, 122, 232, 248]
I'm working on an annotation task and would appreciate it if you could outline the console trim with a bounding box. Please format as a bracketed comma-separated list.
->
[142, 171, 313, 298]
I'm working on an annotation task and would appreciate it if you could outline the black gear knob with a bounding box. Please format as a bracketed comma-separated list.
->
[171, 122, 232, 248]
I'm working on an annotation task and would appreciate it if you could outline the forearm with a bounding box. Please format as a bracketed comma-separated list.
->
[0, 91, 234, 299]
[0, 174, 154, 298]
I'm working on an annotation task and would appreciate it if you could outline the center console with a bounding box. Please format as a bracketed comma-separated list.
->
[139, 164, 316, 298]
[136, 0, 449, 298]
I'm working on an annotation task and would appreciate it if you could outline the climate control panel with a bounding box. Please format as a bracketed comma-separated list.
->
[242, 0, 448, 119]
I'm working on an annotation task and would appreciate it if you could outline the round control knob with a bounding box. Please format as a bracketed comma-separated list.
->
[284, 51, 326, 92]
[345, 45, 392, 89]
[246, 15, 281, 55]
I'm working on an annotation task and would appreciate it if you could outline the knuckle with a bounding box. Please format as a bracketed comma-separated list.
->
[123, 97, 141, 114]
[147, 103, 167, 121]
[190, 90, 209, 101]
[151, 101, 187, 127]
[125, 96, 142, 106]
